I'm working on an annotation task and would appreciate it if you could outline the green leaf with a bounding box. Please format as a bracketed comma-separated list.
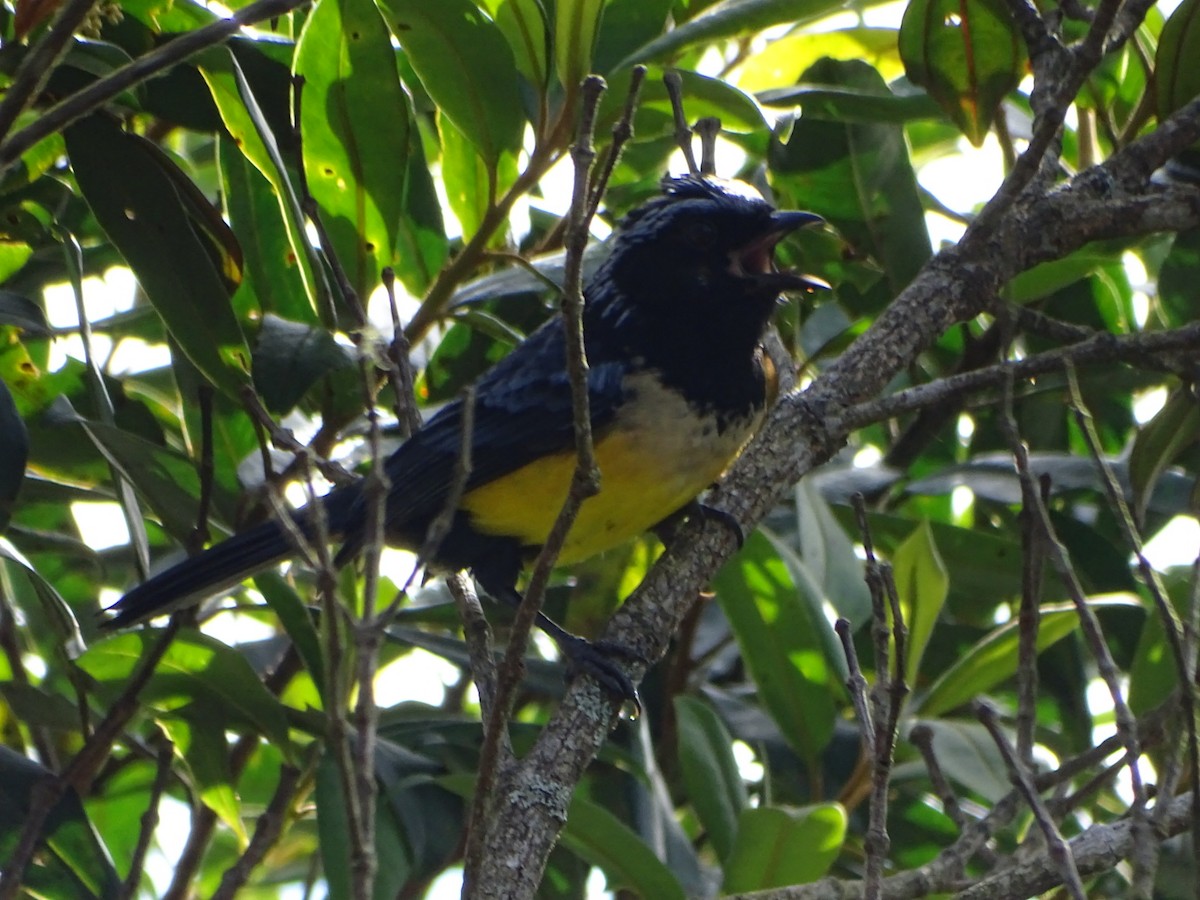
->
[490, 0, 549, 88]
[254, 571, 326, 700]
[1129, 387, 1200, 526]
[560, 792, 686, 900]
[795, 479, 870, 626]
[713, 530, 839, 762]
[1128, 584, 1184, 715]
[0, 290, 51, 336]
[317, 749, 412, 900]
[601, 65, 767, 136]
[295, 0, 413, 306]
[759, 83, 943, 123]
[378, 0, 524, 165]
[1156, 0, 1200, 127]
[592, 0, 673, 75]
[65, 115, 250, 398]
[159, 710, 247, 844]
[917, 595, 1143, 717]
[251, 314, 356, 415]
[0, 373, 28, 533]
[556, 0, 605, 91]
[770, 59, 931, 306]
[674, 696, 745, 861]
[200, 50, 330, 325]
[899, 0, 1024, 146]
[217, 135, 317, 324]
[907, 719, 1009, 802]
[721, 804, 847, 891]
[616, 0, 848, 68]
[0, 746, 121, 900]
[1158, 228, 1200, 329]
[78, 629, 292, 755]
[892, 520, 949, 687]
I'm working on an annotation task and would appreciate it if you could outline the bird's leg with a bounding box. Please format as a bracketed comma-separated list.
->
[654, 498, 747, 549]
[480, 577, 643, 707]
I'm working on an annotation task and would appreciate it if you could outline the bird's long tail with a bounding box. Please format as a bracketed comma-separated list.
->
[100, 518, 296, 629]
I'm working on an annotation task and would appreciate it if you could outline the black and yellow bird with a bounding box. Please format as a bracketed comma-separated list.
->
[101, 176, 826, 699]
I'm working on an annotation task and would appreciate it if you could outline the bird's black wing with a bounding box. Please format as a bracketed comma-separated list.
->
[333, 317, 630, 554]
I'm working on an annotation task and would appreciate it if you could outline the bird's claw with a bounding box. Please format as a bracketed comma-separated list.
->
[556, 634, 644, 715]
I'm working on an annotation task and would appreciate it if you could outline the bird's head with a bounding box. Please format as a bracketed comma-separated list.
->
[595, 176, 827, 336]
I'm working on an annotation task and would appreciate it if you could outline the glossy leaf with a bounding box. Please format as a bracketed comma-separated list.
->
[1156, 0, 1200, 127]
[721, 804, 847, 891]
[556, 0, 605, 91]
[770, 59, 931, 306]
[1129, 387, 1200, 526]
[65, 115, 250, 398]
[899, 0, 1024, 146]
[892, 520, 949, 687]
[200, 50, 329, 325]
[560, 792, 687, 900]
[0, 746, 121, 900]
[490, 0, 549, 88]
[158, 711, 247, 844]
[295, 0, 412, 307]
[907, 719, 1009, 802]
[0, 373, 28, 533]
[378, 0, 524, 165]
[217, 135, 316, 324]
[739, 28, 905, 93]
[78, 630, 292, 755]
[918, 595, 1143, 717]
[251, 314, 356, 415]
[674, 695, 745, 861]
[713, 530, 839, 762]
[617, 0, 848, 67]
[795, 479, 870, 627]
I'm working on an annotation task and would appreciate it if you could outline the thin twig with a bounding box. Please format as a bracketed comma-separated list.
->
[0, 0, 99, 146]
[211, 766, 301, 900]
[663, 71, 699, 175]
[118, 735, 175, 900]
[975, 700, 1087, 900]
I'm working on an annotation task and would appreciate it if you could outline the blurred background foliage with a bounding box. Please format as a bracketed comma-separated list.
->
[0, 0, 1197, 896]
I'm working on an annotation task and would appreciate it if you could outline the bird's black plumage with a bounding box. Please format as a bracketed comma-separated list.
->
[102, 176, 825, 699]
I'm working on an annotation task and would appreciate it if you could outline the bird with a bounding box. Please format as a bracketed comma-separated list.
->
[101, 175, 827, 701]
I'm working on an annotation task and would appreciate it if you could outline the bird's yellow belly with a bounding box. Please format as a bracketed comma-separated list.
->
[459, 374, 762, 564]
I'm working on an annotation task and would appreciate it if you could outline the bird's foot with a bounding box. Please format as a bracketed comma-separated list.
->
[690, 500, 746, 549]
[553, 632, 644, 714]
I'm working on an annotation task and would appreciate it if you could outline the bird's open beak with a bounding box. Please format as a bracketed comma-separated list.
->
[731, 210, 830, 293]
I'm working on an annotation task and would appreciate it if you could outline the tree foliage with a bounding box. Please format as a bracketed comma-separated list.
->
[0, 0, 1198, 897]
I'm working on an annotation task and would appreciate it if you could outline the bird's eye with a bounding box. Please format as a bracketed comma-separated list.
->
[682, 220, 718, 247]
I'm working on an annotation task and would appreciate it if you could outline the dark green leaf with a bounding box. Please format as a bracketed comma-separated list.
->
[77, 629, 292, 755]
[713, 530, 839, 762]
[251, 314, 356, 414]
[771, 59, 931, 304]
[0, 291, 50, 336]
[1156, 0, 1200, 127]
[560, 791, 687, 900]
[0, 373, 28, 532]
[65, 115, 250, 397]
[917, 596, 1143, 717]
[378, 0, 524, 165]
[200, 50, 330, 325]
[295, 0, 413, 306]
[899, 0, 1024, 146]
[0, 746, 121, 900]
[674, 695, 745, 861]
